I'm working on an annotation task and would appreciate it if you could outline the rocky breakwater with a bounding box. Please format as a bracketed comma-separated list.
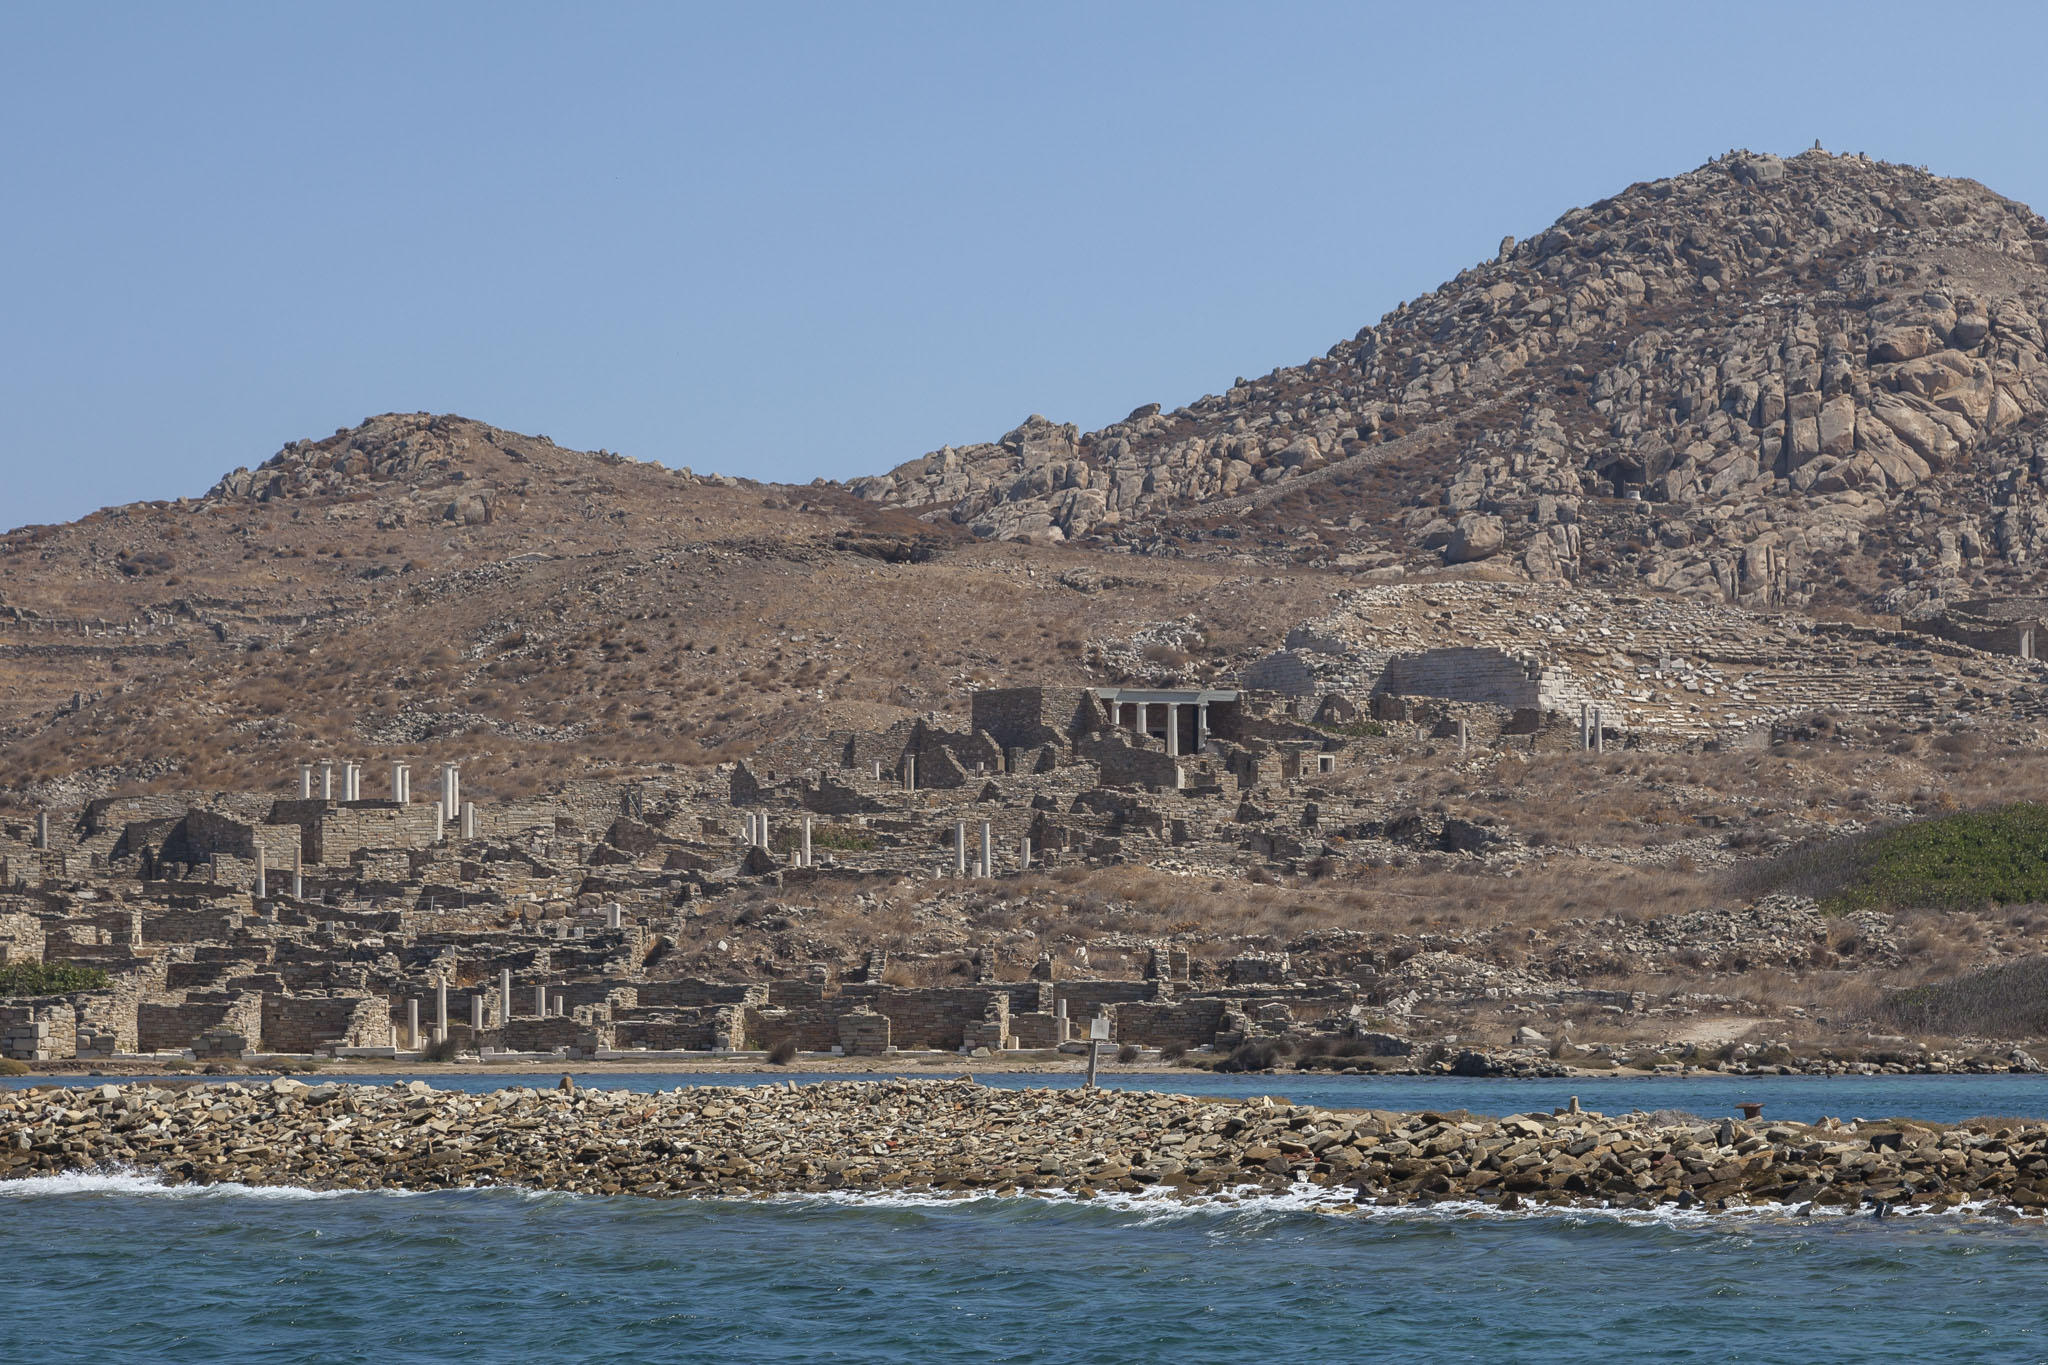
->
[5, 1078, 2048, 1214]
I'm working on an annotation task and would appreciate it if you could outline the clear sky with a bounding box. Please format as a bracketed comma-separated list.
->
[4, 2, 2046, 529]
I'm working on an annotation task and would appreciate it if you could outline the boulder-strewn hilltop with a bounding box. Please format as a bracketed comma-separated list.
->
[852, 149, 2048, 613]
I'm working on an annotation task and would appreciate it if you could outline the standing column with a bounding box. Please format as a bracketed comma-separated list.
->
[1197, 700, 1209, 753]
[1019, 836, 1032, 871]
[1456, 719, 1469, 751]
[460, 800, 478, 840]
[33, 810, 49, 851]
[407, 998, 420, 1051]
[1165, 703, 1180, 757]
[801, 816, 813, 868]
[471, 995, 484, 1033]
[905, 755, 917, 792]
[391, 762, 410, 804]
[291, 843, 304, 901]
[955, 821, 968, 877]
[500, 968, 513, 1026]
[435, 977, 449, 1044]
[535, 985, 548, 1019]
[299, 764, 314, 799]
[319, 759, 335, 801]
[1593, 707, 1606, 753]
[758, 814, 770, 852]
[440, 764, 461, 821]
[254, 845, 267, 900]
[980, 821, 994, 879]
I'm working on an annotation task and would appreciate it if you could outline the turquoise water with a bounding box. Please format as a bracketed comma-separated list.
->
[17, 1070, 2048, 1124]
[3, 1173, 2046, 1364]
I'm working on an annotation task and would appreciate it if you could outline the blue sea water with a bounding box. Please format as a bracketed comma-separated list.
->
[9, 1073, 2048, 1363]
[16, 1068, 2048, 1125]
[3, 1173, 2046, 1365]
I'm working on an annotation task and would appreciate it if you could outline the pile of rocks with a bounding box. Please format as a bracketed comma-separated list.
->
[7, 1078, 2045, 1213]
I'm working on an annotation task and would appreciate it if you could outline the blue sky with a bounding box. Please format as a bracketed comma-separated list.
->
[4, 2, 2046, 529]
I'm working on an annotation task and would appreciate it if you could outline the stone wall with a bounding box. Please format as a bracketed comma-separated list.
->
[1378, 647, 1542, 707]
[262, 993, 388, 1052]
[613, 1007, 732, 1051]
[1909, 603, 2039, 658]
[145, 907, 244, 943]
[500, 1016, 599, 1052]
[837, 1009, 890, 1055]
[1118, 997, 1232, 1050]
[139, 990, 263, 1053]
[1240, 651, 1317, 696]
[1086, 738, 1183, 790]
[310, 806, 446, 863]
[1055, 981, 1158, 1025]
[639, 979, 766, 1009]
[0, 913, 45, 964]
[871, 984, 1048, 1050]
[0, 1000, 77, 1061]
[969, 688, 1092, 752]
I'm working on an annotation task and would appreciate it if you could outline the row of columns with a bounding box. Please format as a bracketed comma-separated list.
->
[400, 970, 584, 1050]
[744, 813, 828, 868]
[953, 820, 1032, 878]
[1580, 703, 1607, 753]
[296, 759, 461, 812]
[1108, 699, 1209, 755]
[294, 760, 477, 836]
[253, 839, 307, 900]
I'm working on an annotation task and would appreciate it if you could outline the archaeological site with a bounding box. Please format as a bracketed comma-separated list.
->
[10, 147, 2048, 1082]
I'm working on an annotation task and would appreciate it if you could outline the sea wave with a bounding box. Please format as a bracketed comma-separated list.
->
[756, 1181, 2037, 1231]
[5, 1166, 2033, 1232]
[0, 1168, 416, 1202]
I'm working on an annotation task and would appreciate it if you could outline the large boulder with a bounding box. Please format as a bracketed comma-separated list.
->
[1443, 514, 1504, 563]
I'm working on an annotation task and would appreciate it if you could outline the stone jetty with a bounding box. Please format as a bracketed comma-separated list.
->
[5, 1078, 2048, 1213]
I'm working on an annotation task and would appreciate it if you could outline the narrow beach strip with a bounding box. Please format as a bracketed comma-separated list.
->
[5, 1078, 2043, 1215]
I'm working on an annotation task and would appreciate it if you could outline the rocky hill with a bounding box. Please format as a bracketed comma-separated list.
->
[850, 148, 2048, 614]
[0, 414, 1339, 798]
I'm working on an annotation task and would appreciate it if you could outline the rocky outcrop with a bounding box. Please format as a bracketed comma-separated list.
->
[849, 149, 2048, 610]
[11, 1077, 2045, 1214]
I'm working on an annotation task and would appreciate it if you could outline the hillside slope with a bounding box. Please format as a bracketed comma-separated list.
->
[852, 148, 2048, 613]
[0, 415, 1338, 798]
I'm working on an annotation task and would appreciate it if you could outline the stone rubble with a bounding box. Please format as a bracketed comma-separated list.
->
[7, 1077, 2045, 1215]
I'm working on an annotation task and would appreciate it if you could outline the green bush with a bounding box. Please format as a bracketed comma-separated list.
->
[771, 824, 877, 855]
[1883, 956, 2048, 1037]
[1310, 719, 1387, 739]
[1216, 1039, 1289, 1072]
[0, 962, 110, 996]
[1729, 803, 2048, 913]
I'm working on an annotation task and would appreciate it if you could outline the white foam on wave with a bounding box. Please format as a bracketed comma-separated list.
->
[0, 1167, 418, 1202]
[9, 1168, 2025, 1231]
[755, 1182, 2037, 1231]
